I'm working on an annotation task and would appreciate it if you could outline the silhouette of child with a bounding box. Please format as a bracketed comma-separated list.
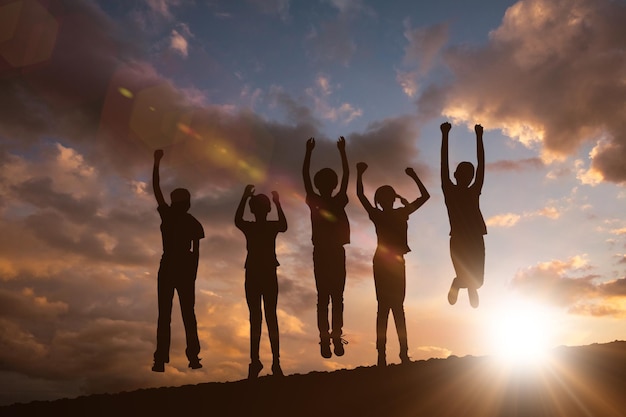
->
[440, 122, 487, 308]
[152, 149, 205, 372]
[235, 184, 287, 378]
[302, 136, 350, 358]
[356, 163, 430, 366]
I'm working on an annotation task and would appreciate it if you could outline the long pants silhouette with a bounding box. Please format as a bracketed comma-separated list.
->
[313, 246, 346, 338]
[154, 253, 200, 363]
[245, 268, 280, 361]
[373, 251, 408, 354]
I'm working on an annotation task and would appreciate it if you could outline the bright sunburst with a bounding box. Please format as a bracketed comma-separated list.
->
[489, 302, 553, 366]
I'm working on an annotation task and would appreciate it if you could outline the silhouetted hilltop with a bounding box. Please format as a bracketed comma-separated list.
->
[2, 341, 626, 417]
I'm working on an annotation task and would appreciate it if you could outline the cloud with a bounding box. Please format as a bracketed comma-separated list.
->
[486, 213, 521, 228]
[397, 21, 448, 98]
[511, 256, 626, 317]
[417, 0, 626, 183]
[486, 205, 561, 228]
[144, 0, 182, 20]
[304, 75, 363, 124]
[169, 23, 193, 58]
[487, 157, 544, 172]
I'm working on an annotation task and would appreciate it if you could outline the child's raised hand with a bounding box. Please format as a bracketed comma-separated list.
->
[405, 167, 417, 177]
[440, 122, 451, 134]
[356, 162, 368, 174]
[474, 124, 483, 136]
[244, 184, 255, 197]
[306, 137, 315, 151]
[154, 149, 164, 161]
[271, 191, 280, 204]
[337, 136, 346, 151]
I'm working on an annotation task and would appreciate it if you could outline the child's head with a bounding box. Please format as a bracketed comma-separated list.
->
[249, 193, 271, 217]
[314, 168, 338, 196]
[454, 162, 475, 187]
[170, 188, 191, 212]
[374, 185, 397, 210]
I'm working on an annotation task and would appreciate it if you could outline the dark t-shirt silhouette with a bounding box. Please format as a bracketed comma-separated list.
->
[237, 220, 282, 270]
[306, 193, 350, 247]
[442, 184, 486, 238]
[369, 207, 411, 255]
[158, 205, 205, 256]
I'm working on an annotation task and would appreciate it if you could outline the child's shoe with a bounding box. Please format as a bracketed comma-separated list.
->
[332, 336, 347, 357]
[320, 337, 332, 359]
[271, 361, 284, 377]
[152, 361, 165, 372]
[188, 357, 202, 369]
[248, 360, 263, 379]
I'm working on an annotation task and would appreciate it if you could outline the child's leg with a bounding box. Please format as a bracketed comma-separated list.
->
[262, 271, 280, 360]
[313, 248, 331, 340]
[154, 261, 175, 365]
[177, 278, 200, 363]
[376, 301, 391, 354]
[262, 270, 283, 376]
[245, 271, 262, 363]
[329, 247, 346, 339]
[391, 303, 409, 359]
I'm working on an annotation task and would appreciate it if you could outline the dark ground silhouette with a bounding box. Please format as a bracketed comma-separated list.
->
[2, 341, 626, 417]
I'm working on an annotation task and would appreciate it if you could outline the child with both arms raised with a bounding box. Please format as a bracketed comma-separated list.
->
[356, 162, 430, 366]
[302, 136, 350, 359]
[440, 122, 487, 308]
[235, 184, 287, 378]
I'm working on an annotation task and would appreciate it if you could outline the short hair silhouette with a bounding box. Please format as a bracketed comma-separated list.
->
[249, 194, 271, 215]
[313, 167, 339, 194]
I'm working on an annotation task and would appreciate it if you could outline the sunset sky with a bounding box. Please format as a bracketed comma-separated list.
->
[1, 0, 625, 406]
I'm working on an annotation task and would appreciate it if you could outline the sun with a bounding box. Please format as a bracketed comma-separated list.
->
[489, 303, 552, 366]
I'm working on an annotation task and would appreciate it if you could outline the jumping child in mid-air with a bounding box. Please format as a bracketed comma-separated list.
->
[440, 122, 487, 308]
[302, 136, 350, 358]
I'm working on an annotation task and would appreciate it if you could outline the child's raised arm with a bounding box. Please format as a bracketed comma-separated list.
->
[403, 167, 430, 214]
[337, 136, 349, 196]
[356, 162, 375, 215]
[272, 191, 288, 232]
[153, 149, 167, 207]
[302, 138, 315, 195]
[235, 184, 254, 230]
[473, 124, 485, 191]
[440, 122, 452, 188]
